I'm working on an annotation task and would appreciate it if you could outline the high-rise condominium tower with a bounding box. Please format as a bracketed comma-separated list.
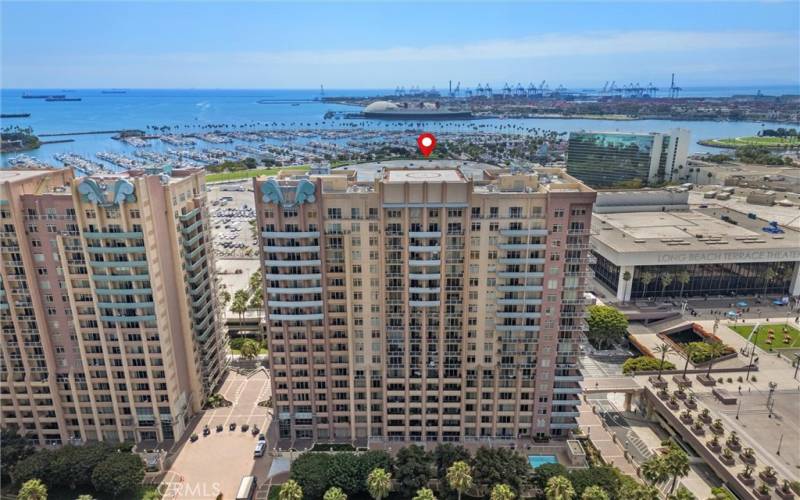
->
[255, 164, 596, 444]
[0, 167, 225, 445]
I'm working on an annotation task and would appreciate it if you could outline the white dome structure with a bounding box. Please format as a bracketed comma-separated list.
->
[363, 101, 400, 113]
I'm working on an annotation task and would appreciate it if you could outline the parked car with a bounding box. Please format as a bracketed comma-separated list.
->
[254, 441, 266, 458]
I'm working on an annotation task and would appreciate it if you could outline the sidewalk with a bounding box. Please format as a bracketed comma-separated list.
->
[576, 400, 637, 476]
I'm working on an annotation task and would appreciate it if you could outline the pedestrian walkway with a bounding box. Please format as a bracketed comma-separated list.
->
[576, 400, 637, 476]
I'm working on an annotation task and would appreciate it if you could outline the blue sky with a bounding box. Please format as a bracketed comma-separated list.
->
[2, 1, 798, 89]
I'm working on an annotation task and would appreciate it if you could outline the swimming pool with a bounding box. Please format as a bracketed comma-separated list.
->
[528, 455, 558, 468]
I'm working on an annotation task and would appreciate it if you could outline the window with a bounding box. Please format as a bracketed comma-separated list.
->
[327, 208, 342, 219]
[554, 209, 564, 218]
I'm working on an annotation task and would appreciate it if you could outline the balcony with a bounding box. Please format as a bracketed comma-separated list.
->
[266, 286, 322, 294]
[496, 324, 540, 332]
[408, 231, 441, 238]
[408, 273, 440, 280]
[101, 315, 156, 322]
[408, 287, 440, 294]
[83, 231, 143, 239]
[98, 301, 155, 309]
[497, 271, 544, 279]
[549, 422, 579, 429]
[499, 228, 549, 237]
[94, 288, 153, 296]
[408, 245, 440, 253]
[497, 298, 542, 306]
[268, 313, 324, 321]
[181, 219, 204, 234]
[550, 411, 580, 418]
[90, 260, 148, 269]
[409, 300, 440, 307]
[496, 311, 541, 319]
[263, 245, 320, 253]
[497, 243, 546, 251]
[179, 207, 201, 221]
[88, 246, 146, 254]
[92, 274, 150, 282]
[497, 285, 543, 292]
[183, 232, 204, 247]
[498, 258, 545, 265]
[552, 387, 582, 394]
[264, 259, 321, 267]
[408, 259, 441, 267]
[268, 300, 323, 308]
[265, 273, 321, 281]
[261, 230, 319, 238]
[554, 375, 584, 382]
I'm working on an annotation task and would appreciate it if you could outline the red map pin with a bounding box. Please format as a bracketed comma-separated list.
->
[417, 132, 436, 157]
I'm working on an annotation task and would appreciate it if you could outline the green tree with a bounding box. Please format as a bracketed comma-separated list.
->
[76, 495, 96, 500]
[707, 486, 736, 500]
[545, 476, 575, 500]
[490, 484, 516, 500]
[219, 289, 231, 308]
[17, 479, 47, 500]
[290, 453, 330, 499]
[639, 271, 655, 296]
[10, 449, 53, 487]
[704, 343, 727, 378]
[585, 305, 628, 349]
[90, 453, 145, 497]
[676, 270, 691, 298]
[367, 468, 392, 500]
[568, 466, 620, 498]
[640, 455, 669, 486]
[446, 461, 473, 500]
[324, 487, 348, 500]
[580, 485, 609, 500]
[247, 292, 263, 311]
[662, 445, 690, 495]
[619, 481, 660, 500]
[413, 488, 437, 500]
[230, 294, 248, 321]
[660, 272, 674, 297]
[240, 339, 261, 359]
[1, 429, 34, 483]
[668, 485, 697, 500]
[433, 443, 470, 478]
[249, 271, 262, 292]
[472, 447, 530, 493]
[278, 480, 303, 500]
[681, 343, 702, 379]
[394, 445, 434, 498]
[652, 343, 674, 381]
[532, 463, 569, 490]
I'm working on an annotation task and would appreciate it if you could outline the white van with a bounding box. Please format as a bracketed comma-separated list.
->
[253, 441, 266, 458]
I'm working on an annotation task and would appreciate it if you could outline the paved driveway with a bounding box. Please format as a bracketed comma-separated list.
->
[164, 370, 273, 499]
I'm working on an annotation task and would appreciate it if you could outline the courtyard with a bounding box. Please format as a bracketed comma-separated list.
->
[730, 323, 800, 351]
[163, 370, 273, 499]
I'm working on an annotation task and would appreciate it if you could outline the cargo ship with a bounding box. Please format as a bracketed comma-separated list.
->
[46, 97, 82, 102]
[361, 100, 473, 120]
[102, 90, 127, 94]
[1, 113, 31, 118]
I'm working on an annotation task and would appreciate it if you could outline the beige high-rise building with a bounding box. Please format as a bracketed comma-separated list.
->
[254, 163, 596, 444]
[0, 167, 225, 445]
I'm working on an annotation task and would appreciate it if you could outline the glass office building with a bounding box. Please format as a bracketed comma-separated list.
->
[566, 129, 689, 188]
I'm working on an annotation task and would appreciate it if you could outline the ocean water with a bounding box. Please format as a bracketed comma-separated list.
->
[2, 87, 798, 167]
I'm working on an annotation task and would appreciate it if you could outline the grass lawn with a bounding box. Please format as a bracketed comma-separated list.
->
[703, 136, 800, 149]
[730, 323, 800, 350]
[205, 166, 308, 183]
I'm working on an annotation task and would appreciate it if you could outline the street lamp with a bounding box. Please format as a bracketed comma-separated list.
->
[745, 327, 759, 382]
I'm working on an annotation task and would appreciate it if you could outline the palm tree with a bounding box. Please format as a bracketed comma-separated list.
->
[17, 479, 47, 500]
[653, 343, 674, 380]
[249, 271, 262, 293]
[490, 484, 516, 500]
[620, 482, 660, 500]
[324, 487, 348, 500]
[240, 339, 260, 359]
[660, 272, 674, 297]
[278, 480, 303, 500]
[367, 468, 393, 500]
[446, 460, 473, 500]
[762, 267, 778, 296]
[230, 295, 248, 321]
[219, 289, 231, 308]
[663, 446, 691, 495]
[581, 486, 609, 500]
[639, 271, 655, 297]
[640, 456, 669, 486]
[681, 343, 702, 379]
[413, 488, 437, 500]
[545, 476, 575, 500]
[675, 270, 691, 298]
[705, 342, 727, 378]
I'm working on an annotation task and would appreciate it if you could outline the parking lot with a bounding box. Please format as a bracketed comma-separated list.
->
[208, 182, 259, 258]
[164, 370, 273, 499]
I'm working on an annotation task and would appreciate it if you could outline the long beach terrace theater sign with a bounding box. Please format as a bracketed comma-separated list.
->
[655, 248, 800, 265]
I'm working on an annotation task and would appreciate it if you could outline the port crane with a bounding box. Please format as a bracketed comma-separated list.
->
[502, 83, 513, 98]
[484, 83, 493, 98]
[527, 82, 537, 97]
[669, 73, 682, 99]
[515, 83, 526, 97]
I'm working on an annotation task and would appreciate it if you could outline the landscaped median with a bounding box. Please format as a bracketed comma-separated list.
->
[205, 165, 309, 183]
